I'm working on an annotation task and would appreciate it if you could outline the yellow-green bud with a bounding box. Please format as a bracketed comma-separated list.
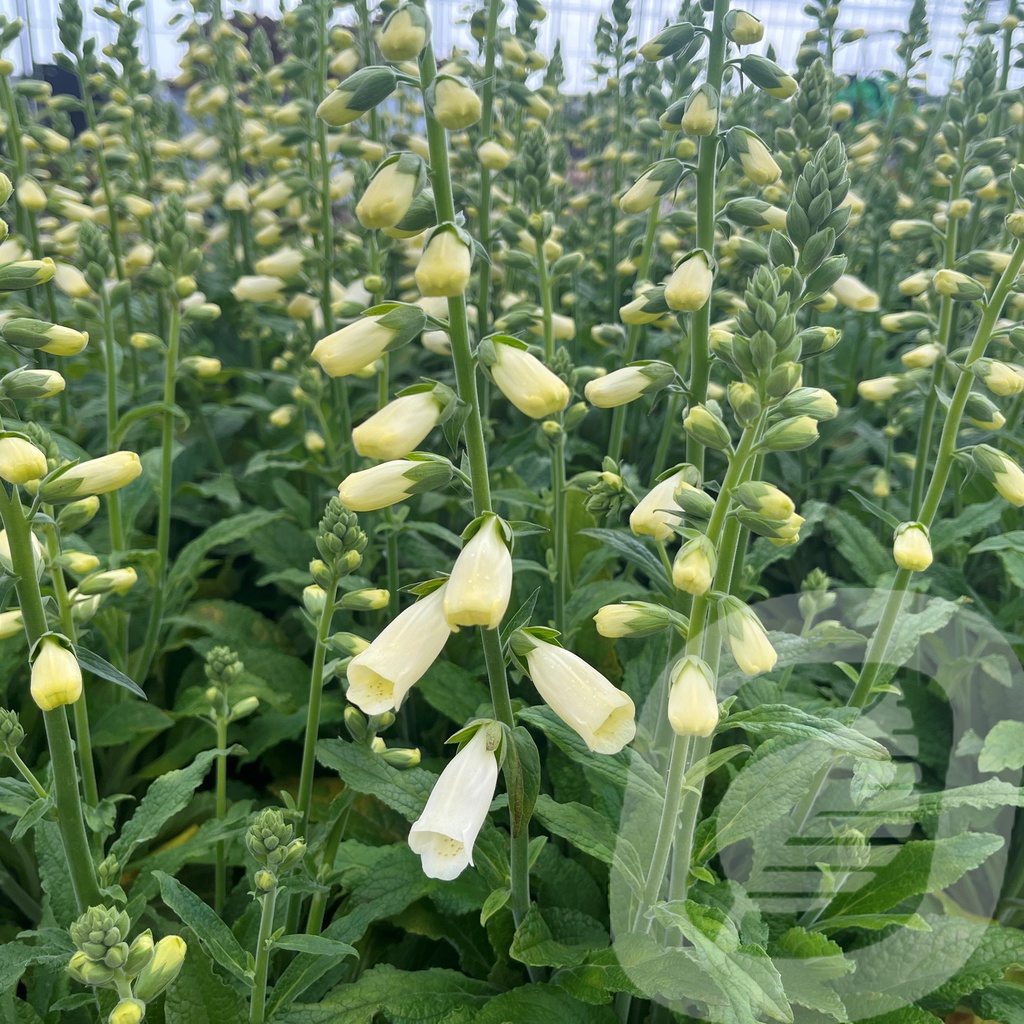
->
[378, 4, 431, 62]
[40, 451, 142, 502]
[724, 9, 764, 44]
[31, 637, 83, 711]
[0, 436, 47, 484]
[893, 521, 932, 572]
[761, 416, 819, 452]
[133, 935, 187, 1002]
[668, 656, 719, 737]
[683, 404, 731, 450]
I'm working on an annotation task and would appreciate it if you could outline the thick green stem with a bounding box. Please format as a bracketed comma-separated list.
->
[250, 886, 278, 1024]
[683, 0, 729, 477]
[296, 578, 340, 837]
[100, 291, 124, 553]
[0, 486, 101, 911]
[136, 299, 181, 683]
[317, 3, 353, 476]
[306, 795, 352, 936]
[418, 33, 533, 932]
[215, 716, 228, 916]
[608, 195, 664, 463]
[474, 0, 502, 335]
[43, 522, 100, 823]
[910, 168, 962, 516]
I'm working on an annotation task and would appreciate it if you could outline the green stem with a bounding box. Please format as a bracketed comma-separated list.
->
[608, 194, 664, 463]
[100, 290, 124, 553]
[296, 578, 340, 837]
[910, 166, 963, 516]
[551, 435, 568, 634]
[136, 299, 181, 684]
[43, 522, 100, 825]
[0, 486, 101, 911]
[215, 716, 228, 916]
[418, 31, 533, 934]
[684, 0, 729, 478]
[474, 0, 502, 335]
[317, 3, 353, 476]
[9, 749, 47, 800]
[249, 886, 278, 1024]
[306, 795, 352, 936]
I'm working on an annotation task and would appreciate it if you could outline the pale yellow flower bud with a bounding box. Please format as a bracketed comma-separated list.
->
[893, 522, 932, 572]
[415, 230, 472, 297]
[31, 638, 83, 711]
[0, 436, 47, 484]
[668, 656, 719, 737]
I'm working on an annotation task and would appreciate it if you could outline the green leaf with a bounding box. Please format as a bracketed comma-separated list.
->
[827, 508, 892, 585]
[165, 510, 283, 614]
[504, 726, 540, 839]
[273, 934, 358, 958]
[35, 821, 77, 926]
[479, 887, 511, 926]
[814, 913, 931, 934]
[0, 942, 35, 994]
[875, 597, 964, 690]
[164, 942, 248, 1024]
[315, 738, 436, 822]
[823, 833, 1004, 920]
[266, 845, 434, 1018]
[772, 927, 854, 1020]
[725, 704, 889, 760]
[111, 748, 235, 868]
[579, 528, 672, 594]
[510, 904, 609, 969]
[75, 646, 146, 699]
[416, 660, 490, 724]
[0, 778, 34, 816]
[473, 984, 618, 1024]
[834, 914, 1024, 1015]
[978, 720, 1024, 772]
[11, 794, 52, 842]
[970, 530, 1024, 587]
[653, 901, 793, 1023]
[113, 400, 188, 446]
[849, 490, 902, 530]
[532, 794, 617, 864]
[517, 705, 664, 805]
[965, 982, 1024, 1023]
[88, 701, 173, 746]
[273, 963, 497, 1024]
[696, 739, 836, 862]
[154, 871, 250, 983]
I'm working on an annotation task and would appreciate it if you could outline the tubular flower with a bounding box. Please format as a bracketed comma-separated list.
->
[517, 634, 636, 754]
[346, 583, 452, 714]
[408, 723, 499, 880]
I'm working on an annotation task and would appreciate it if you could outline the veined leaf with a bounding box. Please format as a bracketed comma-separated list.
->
[154, 871, 250, 983]
[725, 704, 889, 761]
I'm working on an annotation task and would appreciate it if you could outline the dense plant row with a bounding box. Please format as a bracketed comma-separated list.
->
[0, 0, 1024, 1021]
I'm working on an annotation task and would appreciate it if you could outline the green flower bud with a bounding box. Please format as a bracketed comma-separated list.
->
[724, 9, 764, 44]
[893, 521, 933, 572]
[0, 707, 24, 754]
[40, 452, 142, 502]
[932, 268, 986, 301]
[317, 67, 398, 126]
[639, 22, 696, 61]
[593, 600, 676, 638]
[132, 935, 187, 1002]
[108, 999, 146, 1024]
[0, 258, 56, 291]
[0, 317, 88, 355]
[778, 387, 838, 421]
[683, 404, 731, 450]
[972, 444, 1024, 505]
[760, 416, 819, 452]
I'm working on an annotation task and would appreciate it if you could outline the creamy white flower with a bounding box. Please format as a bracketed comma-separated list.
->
[831, 275, 880, 312]
[444, 516, 513, 629]
[408, 725, 499, 880]
[346, 584, 452, 713]
[523, 639, 636, 754]
[489, 343, 570, 419]
[668, 656, 719, 737]
[312, 317, 395, 378]
[337, 458, 449, 512]
[721, 599, 777, 676]
[893, 522, 933, 572]
[629, 470, 685, 542]
[352, 392, 442, 460]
